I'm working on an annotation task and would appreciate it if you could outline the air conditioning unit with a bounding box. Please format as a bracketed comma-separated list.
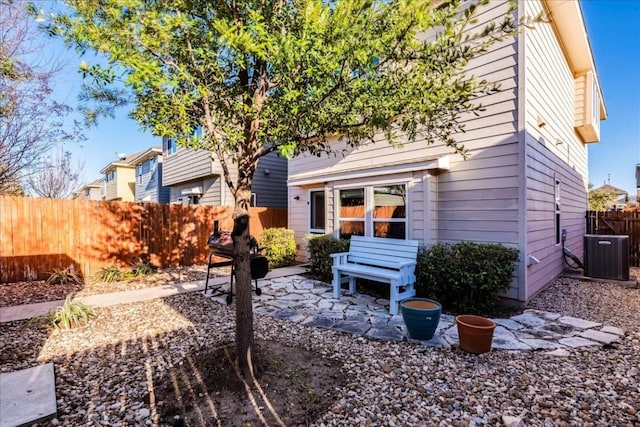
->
[584, 235, 629, 281]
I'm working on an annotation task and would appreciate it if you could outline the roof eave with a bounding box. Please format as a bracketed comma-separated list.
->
[543, 0, 607, 120]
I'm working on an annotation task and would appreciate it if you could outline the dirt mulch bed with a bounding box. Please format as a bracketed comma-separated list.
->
[0, 264, 228, 307]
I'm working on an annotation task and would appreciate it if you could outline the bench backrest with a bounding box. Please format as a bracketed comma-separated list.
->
[347, 236, 419, 269]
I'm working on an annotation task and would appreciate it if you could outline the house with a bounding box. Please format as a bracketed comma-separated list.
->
[100, 151, 141, 202]
[591, 184, 629, 211]
[636, 163, 640, 203]
[161, 137, 288, 207]
[72, 178, 104, 201]
[287, 0, 607, 304]
[129, 146, 170, 204]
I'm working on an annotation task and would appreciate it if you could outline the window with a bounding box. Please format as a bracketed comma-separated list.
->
[250, 193, 257, 207]
[164, 137, 177, 155]
[309, 190, 325, 233]
[338, 188, 365, 238]
[337, 183, 407, 239]
[373, 185, 406, 239]
[591, 79, 600, 135]
[555, 177, 561, 245]
[105, 170, 116, 183]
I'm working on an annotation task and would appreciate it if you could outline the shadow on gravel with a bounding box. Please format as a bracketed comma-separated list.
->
[157, 294, 348, 426]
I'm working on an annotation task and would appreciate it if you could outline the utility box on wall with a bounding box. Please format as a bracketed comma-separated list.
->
[584, 235, 629, 281]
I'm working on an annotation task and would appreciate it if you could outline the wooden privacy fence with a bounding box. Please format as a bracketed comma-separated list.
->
[586, 210, 640, 267]
[0, 196, 287, 283]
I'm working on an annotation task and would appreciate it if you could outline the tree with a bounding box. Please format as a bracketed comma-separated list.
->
[0, 0, 82, 195]
[43, 0, 528, 376]
[27, 146, 84, 198]
[588, 188, 615, 212]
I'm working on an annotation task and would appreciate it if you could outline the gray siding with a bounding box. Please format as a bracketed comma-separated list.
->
[135, 163, 169, 203]
[163, 147, 213, 186]
[287, 0, 522, 299]
[522, 0, 590, 299]
[252, 152, 288, 207]
[163, 142, 287, 207]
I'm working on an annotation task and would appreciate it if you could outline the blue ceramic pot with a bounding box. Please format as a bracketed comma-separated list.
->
[401, 298, 442, 340]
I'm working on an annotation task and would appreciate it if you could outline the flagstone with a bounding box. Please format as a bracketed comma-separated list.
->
[558, 316, 601, 330]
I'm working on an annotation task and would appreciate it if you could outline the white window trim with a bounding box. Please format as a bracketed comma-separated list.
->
[554, 176, 561, 246]
[334, 180, 409, 239]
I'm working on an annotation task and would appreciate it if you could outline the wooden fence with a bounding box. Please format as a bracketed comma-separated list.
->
[0, 196, 287, 283]
[586, 210, 640, 267]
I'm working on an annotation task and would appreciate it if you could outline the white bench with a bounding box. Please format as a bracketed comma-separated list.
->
[331, 236, 419, 315]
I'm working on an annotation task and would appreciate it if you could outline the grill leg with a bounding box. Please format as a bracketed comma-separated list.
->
[226, 262, 234, 305]
[204, 253, 213, 294]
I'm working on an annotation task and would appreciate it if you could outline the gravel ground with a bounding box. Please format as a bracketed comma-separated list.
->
[1, 269, 639, 426]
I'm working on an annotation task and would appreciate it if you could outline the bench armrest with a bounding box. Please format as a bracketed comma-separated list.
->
[330, 252, 349, 265]
[397, 261, 416, 268]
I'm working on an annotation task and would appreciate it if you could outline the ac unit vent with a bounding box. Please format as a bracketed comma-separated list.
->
[583, 235, 629, 281]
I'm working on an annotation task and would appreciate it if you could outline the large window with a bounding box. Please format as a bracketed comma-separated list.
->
[105, 170, 116, 183]
[309, 190, 326, 233]
[338, 183, 407, 239]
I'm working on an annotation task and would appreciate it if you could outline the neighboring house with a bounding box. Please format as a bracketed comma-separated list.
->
[129, 146, 170, 204]
[636, 163, 640, 201]
[100, 151, 143, 202]
[161, 137, 288, 207]
[592, 184, 629, 211]
[287, 0, 607, 304]
[72, 178, 104, 201]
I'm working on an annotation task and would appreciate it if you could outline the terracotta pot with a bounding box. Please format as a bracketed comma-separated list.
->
[455, 314, 496, 354]
[401, 298, 442, 340]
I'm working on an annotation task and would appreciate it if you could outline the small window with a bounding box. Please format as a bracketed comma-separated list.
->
[105, 170, 116, 183]
[164, 137, 178, 155]
[309, 190, 325, 233]
[555, 178, 561, 245]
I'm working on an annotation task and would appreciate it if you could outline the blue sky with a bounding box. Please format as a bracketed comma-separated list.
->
[46, 1, 640, 195]
[582, 0, 640, 196]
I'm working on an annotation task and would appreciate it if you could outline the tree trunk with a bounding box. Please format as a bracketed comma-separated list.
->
[232, 186, 255, 378]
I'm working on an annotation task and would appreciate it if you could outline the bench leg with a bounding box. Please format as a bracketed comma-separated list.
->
[348, 276, 356, 294]
[389, 280, 399, 315]
[332, 270, 341, 299]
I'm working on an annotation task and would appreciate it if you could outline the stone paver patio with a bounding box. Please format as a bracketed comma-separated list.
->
[207, 275, 625, 352]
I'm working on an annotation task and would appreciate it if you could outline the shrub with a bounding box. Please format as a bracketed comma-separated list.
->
[48, 296, 96, 330]
[260, 228, 297, 268]
[415, 242, 519, 316]
[306, 234, 350, 283]
[130, 258, 157, 277]
[94, 265, 126, 283]
[46, 267, 82, 285]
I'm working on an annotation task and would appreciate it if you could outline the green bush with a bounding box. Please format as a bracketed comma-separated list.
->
[260, 228, 297, 268]
[130, 258, 157, 277]
[415, 242, 519, 316]
[48, 296, 96, 330]
[306, 234, 350, 283]
[94, 265, 126, 283]
[46, 267, 82, 285]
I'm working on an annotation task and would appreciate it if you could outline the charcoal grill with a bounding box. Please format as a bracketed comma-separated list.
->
[204, 221, 269, 304]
